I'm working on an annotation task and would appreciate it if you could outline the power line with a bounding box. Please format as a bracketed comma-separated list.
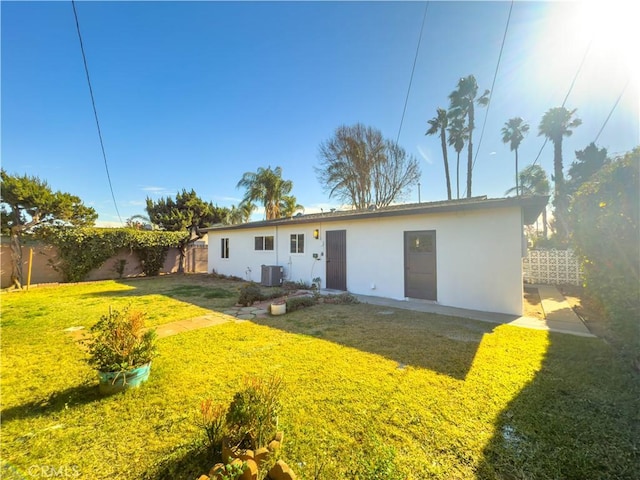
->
[471, 0, 514, 173]
[71, 0, 123, 225]
[594, 78, 629, 144]
[396, 1, 429, 145]
[532, 37, 594, 166]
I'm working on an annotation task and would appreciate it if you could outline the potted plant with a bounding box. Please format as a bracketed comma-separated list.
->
[86, 306, 158, 395]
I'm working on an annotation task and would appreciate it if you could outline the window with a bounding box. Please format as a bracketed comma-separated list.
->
[290, 234, 304, 254]
[254, 235, 274, 251]
[221, 238, 229, 259]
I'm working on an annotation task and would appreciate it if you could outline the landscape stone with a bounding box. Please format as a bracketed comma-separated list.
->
[254, 447, 270, 466]
[240, 459, 258, 480]
[237, 314, 255, 320]
[268, 460, 296, 480]
[267, 440, 281, 452]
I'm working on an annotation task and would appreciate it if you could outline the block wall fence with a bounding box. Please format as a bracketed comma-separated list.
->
[1, 241, 208, 288]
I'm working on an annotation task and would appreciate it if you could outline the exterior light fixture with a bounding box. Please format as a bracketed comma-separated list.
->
[313, 229, 320, 239]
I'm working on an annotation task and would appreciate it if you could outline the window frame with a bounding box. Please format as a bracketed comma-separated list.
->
[290, 233, 305, 254]
[254, 235, 274, 251]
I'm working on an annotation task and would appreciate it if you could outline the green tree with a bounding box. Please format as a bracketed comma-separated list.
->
[316, 123, 421, 209]
[569, 147, 639, 358]
[426, 108, 452, 200]
[567, 142, 609, 197]
[237, 166, 297, 220]
[280, 196, 304, 217]
[0, 170, 97, 288]
[505, 164, 550, 238]
[501, 117, 530, 196]
[538, 106, 582, 242]
[447, 116, 468, 199]
[448, 75, 490, 198]
[145, 189, 224, 273]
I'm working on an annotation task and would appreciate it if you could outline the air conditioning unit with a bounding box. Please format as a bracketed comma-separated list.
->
[261, 265, 283, 287]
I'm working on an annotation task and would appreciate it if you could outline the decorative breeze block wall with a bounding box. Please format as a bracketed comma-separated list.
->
[523, 249, 582, 286]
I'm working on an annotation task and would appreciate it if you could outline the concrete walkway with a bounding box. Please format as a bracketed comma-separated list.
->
[354, 285, 595, 338]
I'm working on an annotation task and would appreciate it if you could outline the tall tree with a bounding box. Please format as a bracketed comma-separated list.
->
[566, 142, 609, 197]
[538, 107, 582, 241]
[146, 189, 224, 273]
[448, 75, 490, 198]
[426, 108, 452, 200]
[316, 123, 421, 209]
[280, 196, 304, 217]
[447, 116, 468, 199]
[505, 164, 550, 238]
[0, 170, 97, 288]
[237, 166, 295, 220]
[501, 117, 530, 196]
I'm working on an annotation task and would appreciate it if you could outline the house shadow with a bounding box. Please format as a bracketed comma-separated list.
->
[475, 332, 639, 479]
[251, 303, 494, 380]
[142, 442, 214, 480]
[0, 383, 102, 424]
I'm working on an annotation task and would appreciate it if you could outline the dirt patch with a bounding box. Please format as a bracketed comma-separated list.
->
[523, 286, 545, 319]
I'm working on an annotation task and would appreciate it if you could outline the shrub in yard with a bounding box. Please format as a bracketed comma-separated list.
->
[237, 283, 265, 306]
[569, 147, 639, 357]
[323, 292, 360, 304]
[286, 296, 317, 312]
[226, 375, 284, 450]
[196, 399, 228, 454]
[283, 280, 311, 291]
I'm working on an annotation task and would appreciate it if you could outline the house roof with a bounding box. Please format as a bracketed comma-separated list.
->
[204, 195, 549, 232]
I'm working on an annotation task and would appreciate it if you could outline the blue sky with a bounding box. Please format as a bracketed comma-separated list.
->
[2, 1, 638, 226]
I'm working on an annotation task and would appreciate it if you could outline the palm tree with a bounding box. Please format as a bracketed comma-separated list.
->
[448, 75, 490, 198]
[236, 166, 294, 220]
[505, 164, 550, 238]
[538, 107, 582, 241]
[501, 117, 530, 196]
[280, 196, 304, 217]
[447, 116, 468, 199]
[239, 201, 256, 223]
[426, 108, 452, 200]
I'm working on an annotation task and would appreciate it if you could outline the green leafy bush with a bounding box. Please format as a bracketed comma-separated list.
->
[570, 147, 639, 355]
[226, 375, 284, 450]
[238, 282, 265, 306]
[323, 292, 360, 304]
[39, 227, 186, 281]
[286, 296, 317, 312]
[86, 307, 158, 372]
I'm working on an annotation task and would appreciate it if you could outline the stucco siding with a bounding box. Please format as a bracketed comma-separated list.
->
[208, 206, 524, 315]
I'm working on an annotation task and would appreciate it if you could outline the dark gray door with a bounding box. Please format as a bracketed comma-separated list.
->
[404, 230, 437, 300]
[326, 230, 347, 291]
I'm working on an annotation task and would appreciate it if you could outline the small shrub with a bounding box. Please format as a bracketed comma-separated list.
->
[226, 375, 284, 450]
[238, 283, 265, 306]
[323, 292, 360, 304]
[86, 307, 158, 372]
[210, 460, 247, 480]
[196, 399, 228, 452]
[286, 296, 317, 312]
[283, 280, 311, 291]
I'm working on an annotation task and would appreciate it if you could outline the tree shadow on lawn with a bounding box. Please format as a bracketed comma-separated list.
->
[1, 383, 103, 424]
[252, 303, 495, 380]
[476, 333, 640, 479]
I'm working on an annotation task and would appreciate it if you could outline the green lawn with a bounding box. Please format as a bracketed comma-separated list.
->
[1, 276, 638, 479]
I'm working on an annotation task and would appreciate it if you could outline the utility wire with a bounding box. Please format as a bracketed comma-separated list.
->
[396, 1, 429, 145]
[71, 0, 123, 225]
[471, 0, 514, 173]
[594, 78, 629, 144]
[532, 37, 594, 166]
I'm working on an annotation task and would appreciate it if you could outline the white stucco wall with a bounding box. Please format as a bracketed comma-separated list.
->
[208, 206, 524, 315]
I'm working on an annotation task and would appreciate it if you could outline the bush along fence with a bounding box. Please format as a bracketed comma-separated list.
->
[0, 228, 209, 288]
[523, 248, 582, 286]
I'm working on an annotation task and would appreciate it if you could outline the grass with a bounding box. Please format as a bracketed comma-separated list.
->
[1, 275, 638, 479]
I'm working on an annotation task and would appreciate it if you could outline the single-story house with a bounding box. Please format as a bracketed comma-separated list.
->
[205, 196, 548, 316]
